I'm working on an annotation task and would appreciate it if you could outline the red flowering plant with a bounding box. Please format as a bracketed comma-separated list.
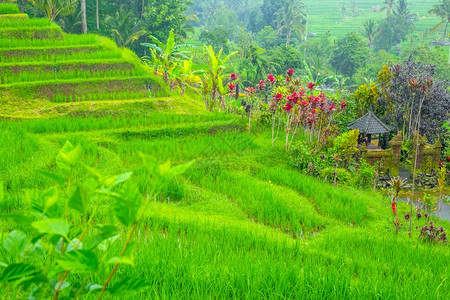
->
[224, 72, 242, 113]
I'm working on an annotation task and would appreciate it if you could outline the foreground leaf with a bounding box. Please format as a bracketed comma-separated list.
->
[112, 182, 141, 227]
[56, 141, 82, 171]
[3, 230, 28, 259]
[0, 263, 39, 282]
[57, 250, 98, 273]
[32, 219, 69, 237]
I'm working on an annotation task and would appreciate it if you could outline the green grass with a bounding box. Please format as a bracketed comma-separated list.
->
[303, 0, 442, 39]
[0, 9, 448, 299]
[0, 3, 19, 14]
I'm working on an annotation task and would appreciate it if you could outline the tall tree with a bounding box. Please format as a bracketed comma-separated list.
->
[331, 32, 369, 77]
[429, 0, 450, 40]
[275, 0, 306, 45]
[142, 0, 193, 41]
[80, 0, 87, 33]
[104, 7, 147, 48]
[360, 19, 380, 47]
[383, 0, 395, 15]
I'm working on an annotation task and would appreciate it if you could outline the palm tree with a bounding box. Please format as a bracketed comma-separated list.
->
[394, 0, 416, 28]
[275, 0, 306, 45]
[141, 30, 190, 84]
[429, 0, 450, 40]
[360, 19, 380, 47]
[30, 0, 78, 21]
[383, 0, 395, 15]
[203, 45, 237, 110]
[105, 8, 147, 48]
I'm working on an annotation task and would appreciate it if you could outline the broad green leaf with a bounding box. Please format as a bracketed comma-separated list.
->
[0, 263, 39, 282]
[108, 241, 136, 266]
[69, 182, 92, 214]
[108, 276, 150, 297]
[32, 219, 69, 237]
[57, 249, 98, 273]
[56, 141, 82, 171]
[85, 225, 118, 250]
[158, 160, 171, 176]
[112, 182, 142, 227]
[25, 188, 59, 218]
[103, 172, 132, 189]
[44, 187, 59, 211]
[0, 262, 6, 268]
[36, 170, 65, 186]
[3, 230, 28, 258]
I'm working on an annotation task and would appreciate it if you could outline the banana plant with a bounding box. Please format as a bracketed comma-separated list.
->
[141, 30, 190, 84]
[203, 45, 237, 111]
[171, 58, 202, 96]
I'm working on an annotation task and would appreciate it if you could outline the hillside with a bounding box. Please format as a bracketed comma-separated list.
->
[304, 0, 441, 38]
[0, 8, 449, 300]
[0, 13, 169, 118]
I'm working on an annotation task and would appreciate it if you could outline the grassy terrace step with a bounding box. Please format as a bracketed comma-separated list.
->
[0, 14, 28, 21]
[0, 76, 167, 101]
[0, 33, 102, 48]
[0, 45, 122, 63]
[0, 17, 51, 28]
[0, 25, 63, 40]
[0, 60, 144, 84]
[0, 97, 205, 119]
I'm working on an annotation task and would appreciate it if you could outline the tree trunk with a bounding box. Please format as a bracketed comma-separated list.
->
[20, 0, 28, 13]
[81, 0, 88, 34]
[96, 0, 99, 30]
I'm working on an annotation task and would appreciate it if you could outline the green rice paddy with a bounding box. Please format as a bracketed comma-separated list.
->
[0, 6, 448, 299]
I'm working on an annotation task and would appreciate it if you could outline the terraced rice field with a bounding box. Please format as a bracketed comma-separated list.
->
[304, 0, 442, 38]
[0, 9, 448, 299]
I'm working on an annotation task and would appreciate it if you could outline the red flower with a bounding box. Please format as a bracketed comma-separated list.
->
[274, 93, 283, 101]
[245, 87, 256, 95]
[230, 73, 238, 81]
[301, 101, 308, 106]
[228, 83, 235, 91]
[312, 109, 317, 114]
[391, 202, 397, 217]
[340, 101, 347, 109]
[447, 156, 450, 162]
[287, 68, 294, 77]
[329, 104, 335, 111]
[439, 160, 443, 168]
[307, 82, 316, 90]
[286, 77, 291, 82]
[258, 80, 266, 90]
[267, 74, 276, 83]
[283, 103, 293, 112]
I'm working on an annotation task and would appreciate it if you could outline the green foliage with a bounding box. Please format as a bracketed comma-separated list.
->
[330, 129, 360, 165]
[30, 0, 78, 21]
[331, 32, 369, 77]
[142, 0, 194, 41]
[373, 14, 414, 51]
[0, 142, 191, 298]
[321, 167, 351, 184]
